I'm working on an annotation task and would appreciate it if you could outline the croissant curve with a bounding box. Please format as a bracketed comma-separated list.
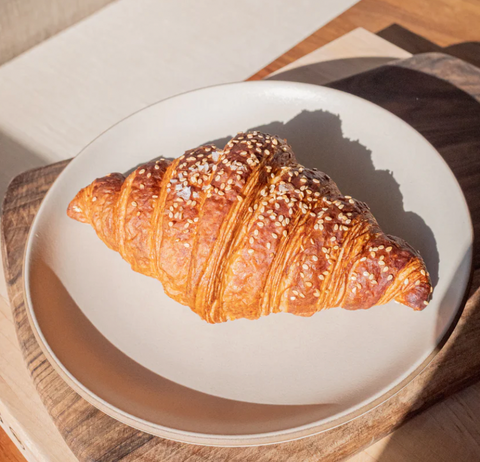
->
[68, 131, 432, 323]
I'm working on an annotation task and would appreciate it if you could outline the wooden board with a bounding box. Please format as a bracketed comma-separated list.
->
[250, 0, 480, 80]
[0, 29, 412, 462]
[3, 52, 480, 461]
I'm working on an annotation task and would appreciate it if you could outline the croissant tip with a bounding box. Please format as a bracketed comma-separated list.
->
[396, 282, 432, 311]
[67, 198, 89, 223]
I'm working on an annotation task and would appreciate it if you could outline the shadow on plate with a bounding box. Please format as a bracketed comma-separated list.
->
[212, 56, 480, 458]
[29, 259, 339, 436]
[208, 108, 440, 289]
[293, 49, 480, 461]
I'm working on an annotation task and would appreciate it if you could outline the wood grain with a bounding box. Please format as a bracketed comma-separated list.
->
[250, 0, 480, 80]
[2, 52, 480, 461]
[268, 28, 411, 85]
[0, 27, 404, 462]
[0, 426, 25, 462]
[0, 290, 76, 462]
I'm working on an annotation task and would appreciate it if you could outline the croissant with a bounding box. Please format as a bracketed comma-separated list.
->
[68, 131, 432, 323]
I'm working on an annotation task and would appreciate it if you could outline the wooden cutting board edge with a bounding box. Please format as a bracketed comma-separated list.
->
[3, 52, 480, 461]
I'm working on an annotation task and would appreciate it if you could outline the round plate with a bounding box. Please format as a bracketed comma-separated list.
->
[24, 81, 473, 446]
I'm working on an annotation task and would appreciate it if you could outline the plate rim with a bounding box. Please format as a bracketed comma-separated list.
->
[22, 79, 474, 446]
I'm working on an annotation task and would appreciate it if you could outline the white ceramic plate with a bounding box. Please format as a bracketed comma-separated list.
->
[24, 81, 473, 446]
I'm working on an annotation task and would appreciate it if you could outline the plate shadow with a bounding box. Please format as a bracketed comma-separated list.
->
[208, 109, 439, 288]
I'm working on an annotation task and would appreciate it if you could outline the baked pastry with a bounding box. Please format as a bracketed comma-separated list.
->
[68, 131, 432, 323]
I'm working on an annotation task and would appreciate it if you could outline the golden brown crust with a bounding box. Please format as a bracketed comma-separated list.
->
[67, 131, 432, 323]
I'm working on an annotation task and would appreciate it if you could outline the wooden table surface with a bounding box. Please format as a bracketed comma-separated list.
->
[251, 0, 480, 80]
[1, 0, 480, 461]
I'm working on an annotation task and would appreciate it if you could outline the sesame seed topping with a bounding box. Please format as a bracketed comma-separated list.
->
[248, 249, 254, 254]
[266, 242, 271, 249]
[305, 282, 313, 288]
[314, 290, 321, 297]
[168, 221, 173, 227]
[404, 278, 409, 285]
[360, 257, 366, 262]
[387, 275, 393, 281]
[420, 270, 426, 276]
[139, 169, 145, 174]
[92, 196, 97, 202]
[131, 201, 137, 207]
[386, 246, 392, 252]
[312, 255, 319, 262]
[318, 274, 325, 280]
[154, 164, 160, 170]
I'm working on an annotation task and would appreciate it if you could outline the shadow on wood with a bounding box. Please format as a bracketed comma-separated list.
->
[3, 53, 480, 462]
[323, 55, 480, 461]
[378, 24, 480, 69]
[267, 57, 398, 86]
